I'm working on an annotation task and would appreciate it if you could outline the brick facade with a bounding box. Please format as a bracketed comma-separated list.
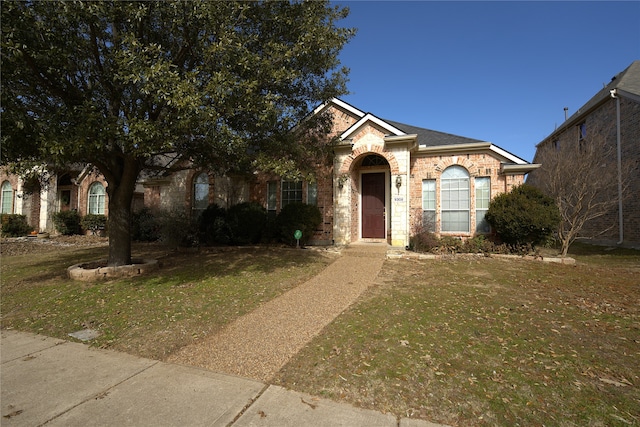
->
[529, 61, 640, 246]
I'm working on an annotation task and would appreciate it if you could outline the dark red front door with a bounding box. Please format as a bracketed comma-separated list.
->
[362, 173, 385, 238]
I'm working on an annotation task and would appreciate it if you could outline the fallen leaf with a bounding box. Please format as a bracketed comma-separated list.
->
[599, 378, 630, 387]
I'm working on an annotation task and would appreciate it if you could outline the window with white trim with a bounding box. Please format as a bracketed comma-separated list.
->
[441, 166, 469, 232]
[88, 182, 106, 215]
[421, 179, 436, 231]
[1, 181, 13, 214]
[475, 177, 491, 233]
[281, 181, 302, 208]
[192, 172, 209, 217]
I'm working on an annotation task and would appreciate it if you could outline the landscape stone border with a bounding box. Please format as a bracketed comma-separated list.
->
[387, 250, 576, 265]
[67, 258, 159, 281]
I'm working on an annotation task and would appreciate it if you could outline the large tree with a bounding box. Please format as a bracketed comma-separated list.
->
[1, 1, 353, 265]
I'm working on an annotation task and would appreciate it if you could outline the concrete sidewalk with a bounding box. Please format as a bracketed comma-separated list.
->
[1, 330, 447, 427]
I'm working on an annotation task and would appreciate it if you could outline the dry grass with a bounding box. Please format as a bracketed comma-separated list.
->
[273, 246, 640, 426]
[2, 237, 639, 426]
[1, 238, 334, 360]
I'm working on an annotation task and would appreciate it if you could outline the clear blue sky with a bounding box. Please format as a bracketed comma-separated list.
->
[333, 1, 640, 162]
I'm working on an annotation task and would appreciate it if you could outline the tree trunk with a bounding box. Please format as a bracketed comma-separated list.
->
[105, 165, 137, 267]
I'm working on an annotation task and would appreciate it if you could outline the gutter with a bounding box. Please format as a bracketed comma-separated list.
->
[610, 89, 624, 244]
[500, 163, 541, 175]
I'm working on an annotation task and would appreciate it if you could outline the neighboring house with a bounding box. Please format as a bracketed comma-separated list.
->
[528, 60, 640, 245]
[3, 98, 538, 244]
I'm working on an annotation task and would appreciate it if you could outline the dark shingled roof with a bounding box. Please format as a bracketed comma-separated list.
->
[382, 119, 486, 147]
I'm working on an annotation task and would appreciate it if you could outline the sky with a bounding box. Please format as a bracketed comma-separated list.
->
[332, 1, 640, 162]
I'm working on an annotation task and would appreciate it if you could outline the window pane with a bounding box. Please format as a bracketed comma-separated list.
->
[307, 182, 318, 206]
[88, 183, 105, 215]
[422, 180, 435, 210]
[1, 182, 13, 214]
[422, 210, 436, 232]
[193, 173, 209, 211]
[475, 177, 490, 233]
[267, 181, 277, 211]
[441, 166, 469, 232]
[442, 211, 469, 232]
[281, 181, 302, 208]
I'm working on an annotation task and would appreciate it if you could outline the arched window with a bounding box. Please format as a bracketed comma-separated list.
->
[88, 182, 106, 215]
[192, 172, 209, 217]
[1, 181, 13, 214]
[441, 166, 469, 232]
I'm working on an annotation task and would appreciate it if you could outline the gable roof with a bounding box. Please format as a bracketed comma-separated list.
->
[317, 98, 531, 166]
[383, 119, 485, 147]
[543, 60, 640, 143]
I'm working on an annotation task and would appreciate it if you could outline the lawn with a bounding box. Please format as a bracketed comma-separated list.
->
[273, 245, 640, 426]
[2, 238, 639, 426]
[0, 238, 335, 360]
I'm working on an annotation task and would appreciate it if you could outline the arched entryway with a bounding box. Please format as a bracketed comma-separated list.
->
[358, 154, 390, 240]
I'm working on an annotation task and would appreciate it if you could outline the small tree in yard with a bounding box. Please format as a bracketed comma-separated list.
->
[1, 1, 353, 266]
[530, 130, 634, 257]
[485, 184, 560, 248]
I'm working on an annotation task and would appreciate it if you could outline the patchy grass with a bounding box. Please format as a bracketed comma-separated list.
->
[273, 247, 640, 426]
[2, 238, 639, 426]
[1, 241, 334, 360]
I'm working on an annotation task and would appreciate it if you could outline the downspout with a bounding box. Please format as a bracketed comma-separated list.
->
[610, 89, 623, 244]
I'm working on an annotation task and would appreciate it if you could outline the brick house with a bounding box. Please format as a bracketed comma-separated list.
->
[2, 98, 538, 245]
[527, 60, 640, 246]
[153, 98, 538, 247]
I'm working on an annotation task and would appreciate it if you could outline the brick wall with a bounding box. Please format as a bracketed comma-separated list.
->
[530, 96, 639, 244]
[409, 152, 524, 238]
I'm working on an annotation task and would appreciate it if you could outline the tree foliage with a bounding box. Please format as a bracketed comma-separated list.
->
[1, 1, 353, 265]
[485, 184, 560, 247]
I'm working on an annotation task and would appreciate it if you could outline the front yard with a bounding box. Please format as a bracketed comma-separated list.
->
[1, 237, 638, 426]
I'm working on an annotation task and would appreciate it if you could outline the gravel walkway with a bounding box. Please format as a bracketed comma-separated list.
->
[167, 243, 388, 382]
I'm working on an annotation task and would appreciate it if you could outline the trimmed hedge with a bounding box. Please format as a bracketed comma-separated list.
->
[1, 214, 32, 237]
[275, 202, 322, 246]
[52, 210, 81, 235]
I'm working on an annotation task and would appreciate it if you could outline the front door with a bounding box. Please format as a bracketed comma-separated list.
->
[362, 173, 386, 238]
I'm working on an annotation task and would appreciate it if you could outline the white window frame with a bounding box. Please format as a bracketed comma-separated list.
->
[88, 182, 106, 215]
[421, 179, 436, 232]
[441, 166, 470, 233]
[1, 181, 14, 214]
[192, 172, 209, 216]
[475, 177, 491, 233]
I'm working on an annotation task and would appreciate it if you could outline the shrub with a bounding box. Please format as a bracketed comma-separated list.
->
[275, 203, 322, 246]
[409, 229, 439, 253]
[436, 236, 464, 254]
[157, 209, 198, 247]
[485, 184, 560, 247]
[227, 202, 267, 244]
[198, 204, 231, 245]
[81, 214, 107, 235]
[52, 210, 81, 235]
[131, 208, 158, 242]
[1, 214, 32, 237]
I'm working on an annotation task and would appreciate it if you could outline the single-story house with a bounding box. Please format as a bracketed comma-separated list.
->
[143, 98, 539, 247]
[2, 98, 539, 246]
